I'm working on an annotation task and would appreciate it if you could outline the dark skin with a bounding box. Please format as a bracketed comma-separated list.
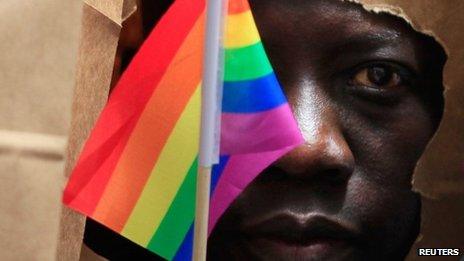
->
[208, 0, 445, 260]
[85, 0, 445, 260]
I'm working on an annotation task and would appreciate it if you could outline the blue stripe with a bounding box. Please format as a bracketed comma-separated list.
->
[172, 156, 229, 260]
[173, 223, 193, 261]
[211, 156, 230, 195]
[222, 73, 287, 113]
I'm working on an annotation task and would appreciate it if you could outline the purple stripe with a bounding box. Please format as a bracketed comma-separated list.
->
[220, 104, 303, 155]
[208, 145, 300, 235]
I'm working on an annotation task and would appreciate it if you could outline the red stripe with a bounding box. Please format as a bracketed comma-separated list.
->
[228, 0, 251, 14]
[63, 0, 205, 215]
[64, 118, 135, 214]
[93, 13, 204, 231]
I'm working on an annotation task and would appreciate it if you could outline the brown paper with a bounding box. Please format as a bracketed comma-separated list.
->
[84, 0, 136, 26]
[54, 0, 137, 260]
[0, 0, 82, 259]
[80, 244, 108, 261]
[57, 0, 464, 260]
[0, 132, 67, 260]
[350, 0, 464, 259]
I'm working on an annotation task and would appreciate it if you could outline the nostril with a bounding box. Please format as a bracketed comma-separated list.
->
[255, 165, 288, 183]
[271, 136, 355, 180]
[319, 169, 350, 186]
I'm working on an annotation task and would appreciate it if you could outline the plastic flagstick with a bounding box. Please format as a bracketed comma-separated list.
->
[194, 0, 227, 260]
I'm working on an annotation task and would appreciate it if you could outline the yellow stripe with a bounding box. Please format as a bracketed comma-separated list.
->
[121, 86, 201, 245]
[225, 11, 261, 48]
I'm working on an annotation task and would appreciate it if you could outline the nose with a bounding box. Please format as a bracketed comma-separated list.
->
[274, 89, 355, 181]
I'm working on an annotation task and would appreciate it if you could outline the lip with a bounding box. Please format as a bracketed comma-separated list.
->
[241, 212, 361, 260]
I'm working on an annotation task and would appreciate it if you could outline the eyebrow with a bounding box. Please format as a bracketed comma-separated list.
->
[328, 29, 401, 53]
[326, 29, 420, 72]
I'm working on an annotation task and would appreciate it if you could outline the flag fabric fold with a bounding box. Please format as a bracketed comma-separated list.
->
[63, 0, 303, 260]
[209, 0, 303, 232]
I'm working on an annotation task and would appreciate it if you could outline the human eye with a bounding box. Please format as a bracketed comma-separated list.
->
[346, 62, 415, 104]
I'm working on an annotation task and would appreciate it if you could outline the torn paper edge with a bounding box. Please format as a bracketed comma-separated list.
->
[344, 0, 451, 200]
[344, 0, 455, 257]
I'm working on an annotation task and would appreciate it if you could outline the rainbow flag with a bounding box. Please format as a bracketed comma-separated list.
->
[63, 0, 302, 260]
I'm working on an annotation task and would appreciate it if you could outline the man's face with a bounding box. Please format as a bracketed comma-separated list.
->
[208, 0, 445, 260]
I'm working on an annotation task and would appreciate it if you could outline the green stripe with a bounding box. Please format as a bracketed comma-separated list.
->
[224, 42, 273, 82]
[147, 158, 198, 260]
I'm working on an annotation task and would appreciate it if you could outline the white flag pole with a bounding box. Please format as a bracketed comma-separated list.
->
[193, 0, 226, 260]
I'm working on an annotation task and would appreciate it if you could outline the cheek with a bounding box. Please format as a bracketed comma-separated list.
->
[337, 93, 431, 253]
[344, 95, 436, 185]
[387, 95, 436, 151]
[345, 175, 420, 251]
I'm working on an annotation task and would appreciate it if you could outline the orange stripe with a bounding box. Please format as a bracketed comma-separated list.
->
[229, 0, 250, 14]
[92, 12, 205, 232]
